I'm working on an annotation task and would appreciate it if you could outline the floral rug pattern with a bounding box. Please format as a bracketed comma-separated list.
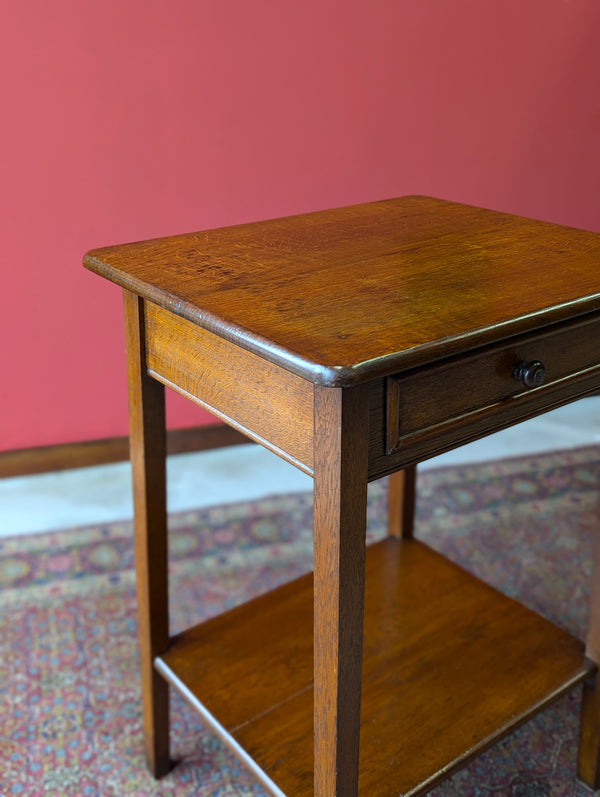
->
[1, 446, 599, 796]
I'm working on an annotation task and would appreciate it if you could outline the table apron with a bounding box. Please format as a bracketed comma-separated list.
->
[143, 301, 315, 474]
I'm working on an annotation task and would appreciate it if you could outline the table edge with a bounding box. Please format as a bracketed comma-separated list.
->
[84, 253, 600, 386]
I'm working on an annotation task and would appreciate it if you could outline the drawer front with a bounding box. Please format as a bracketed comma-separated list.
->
[385, 313, 600, 457]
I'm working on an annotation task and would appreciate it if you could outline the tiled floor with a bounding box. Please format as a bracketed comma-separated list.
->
[1, 397, 598, 538]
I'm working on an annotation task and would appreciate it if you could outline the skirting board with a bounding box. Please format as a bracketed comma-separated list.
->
[0, 425, 251, 479]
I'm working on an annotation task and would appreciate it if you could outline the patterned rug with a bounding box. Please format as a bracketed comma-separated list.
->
[1, 446, 599, 796]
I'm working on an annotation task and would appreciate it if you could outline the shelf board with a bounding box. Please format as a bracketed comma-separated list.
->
[156, 538, 594, 796]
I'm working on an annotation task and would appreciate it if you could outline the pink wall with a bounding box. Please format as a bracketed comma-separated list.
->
[2, 0, 600, 452]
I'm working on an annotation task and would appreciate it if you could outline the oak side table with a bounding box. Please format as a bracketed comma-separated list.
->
[84, 196, 600, 796]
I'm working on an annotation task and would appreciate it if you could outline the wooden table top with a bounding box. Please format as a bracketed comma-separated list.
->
[84, 196, 600, 386]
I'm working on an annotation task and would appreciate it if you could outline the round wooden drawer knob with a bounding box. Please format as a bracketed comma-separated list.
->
[513, 360, 546, 388]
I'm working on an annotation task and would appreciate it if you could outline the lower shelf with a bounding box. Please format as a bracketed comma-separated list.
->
[156, 537, 594, 796]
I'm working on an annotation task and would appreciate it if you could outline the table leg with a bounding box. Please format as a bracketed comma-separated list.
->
[387, 466, 417, 539]
[313, 384, 369, 796]
[578, 518, 600, 789]
[124, 291, 171, 777]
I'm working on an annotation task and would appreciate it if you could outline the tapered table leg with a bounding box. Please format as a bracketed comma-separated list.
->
[579, 675, 600, 790]
[313, 384, 370, 796]
[578, 517, 600, 789]
[124, 291, 171, 777]
[387, 466, 417, 539]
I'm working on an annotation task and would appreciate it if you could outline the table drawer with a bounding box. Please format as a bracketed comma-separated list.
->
[386, 313, 600, 455]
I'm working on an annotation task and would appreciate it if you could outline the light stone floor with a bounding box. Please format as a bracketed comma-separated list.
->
[1, 397, 599, 538]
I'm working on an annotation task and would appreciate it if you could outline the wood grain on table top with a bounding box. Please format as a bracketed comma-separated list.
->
[84, 196, 600, 385]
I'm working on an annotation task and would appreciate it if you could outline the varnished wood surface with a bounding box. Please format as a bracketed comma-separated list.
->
[369, 362, 600, 479]
[386, 312, 600, 455]
[124, 292, 171, 776]
[84, 196, 600, 386]
[386, 467, 416, 538]
[145, 301, 314, 472]
[312, 384, 370, 795]
[85, 198, 600, 794]
[579, 674, 600, 789]
[158, 537, 594, 796]
[578, 514, 600, 787]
